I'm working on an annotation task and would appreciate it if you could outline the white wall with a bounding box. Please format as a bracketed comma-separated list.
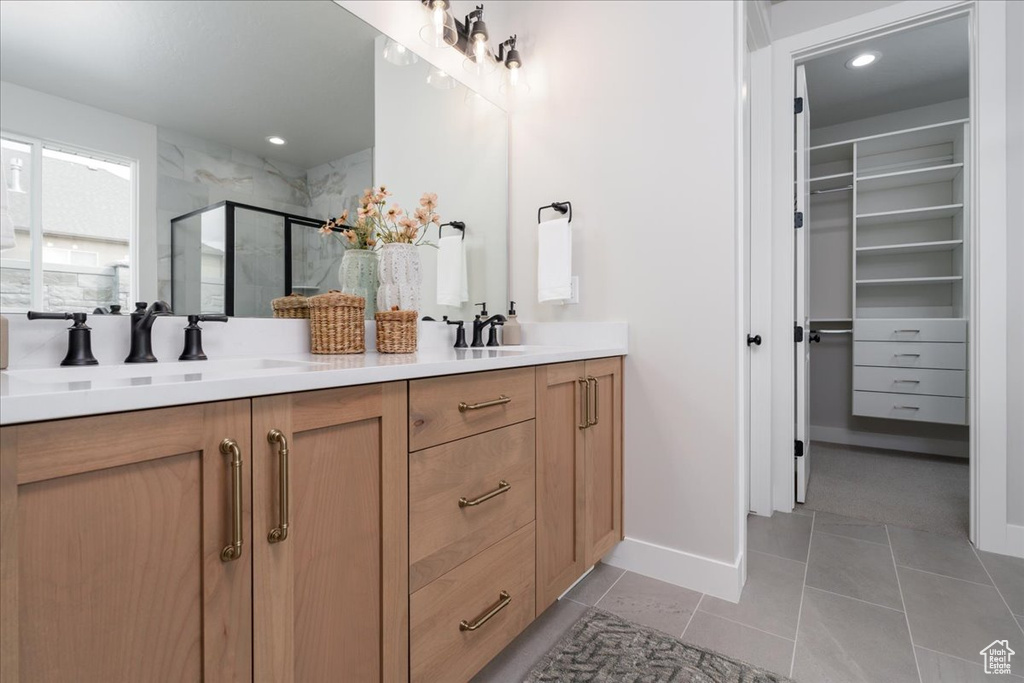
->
[771, 0, 903, 40]
[0, 81, 159, 301]
[1006, 0, 1024, 526]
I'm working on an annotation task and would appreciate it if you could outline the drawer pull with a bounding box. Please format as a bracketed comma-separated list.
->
[578, 378, 589, 429]
[893, 379, 921, 384]
[220, 438, 244, 562]
[894, 405, 921, 410]
[895, 329, 921, 334]
[459, 480, 511, 508]
[458, 395, 511, 412]
[267, 429, 290, 544]
[459, 591, 512, 631]
[587, 376, 599, 427]
[894, 353, 921, 357]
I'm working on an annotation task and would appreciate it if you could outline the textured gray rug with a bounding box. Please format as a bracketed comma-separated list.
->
[526, 608, 791, 682]
[803, 441, 969, 537]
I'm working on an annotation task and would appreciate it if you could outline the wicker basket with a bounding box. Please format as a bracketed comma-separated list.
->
[271, 293, 310, 319]
[375, 307, 417, 354]
[307, 291, 365, 354]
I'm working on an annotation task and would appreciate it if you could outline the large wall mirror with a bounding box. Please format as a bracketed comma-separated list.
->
[0, 0, 508, 320]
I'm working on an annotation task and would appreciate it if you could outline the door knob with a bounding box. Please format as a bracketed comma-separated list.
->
[810, 333, 821, 343]
[746, 334, 762, 346]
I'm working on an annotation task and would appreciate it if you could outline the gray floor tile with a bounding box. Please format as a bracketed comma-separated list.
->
[888, 525, 991, 584]
[976, 549, 1024, 616]
[814, 511, 889, 545]
[805, 532, 903, 610]
[471, 598, 588, 682]
[898, 566, 1023, 662]
[915, 646, 1024, 682]
[748, 512, 813, 562]
[681, 611, 794, 678]
[595, 571, 702, 637]
[791, 505, 814, 517]
[563, 562, 625, 607]
[792, 587, 918, 683]
[699, 550, 805, 639]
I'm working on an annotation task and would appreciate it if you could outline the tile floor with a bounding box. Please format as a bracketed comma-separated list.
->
[473, 511, 1024, 682]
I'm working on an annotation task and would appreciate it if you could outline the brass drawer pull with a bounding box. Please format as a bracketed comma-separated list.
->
[578, 378, 589, 429]
[587, 376, 599, 426]
[459, 480, 511, 507]
[459, 395, 511, 412]
[459, 591, 511, 631]
[267, 429, 290, 544]
[220, 438, 244, 562]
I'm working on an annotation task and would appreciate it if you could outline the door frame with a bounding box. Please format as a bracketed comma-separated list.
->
[749, 0, 1018, 556]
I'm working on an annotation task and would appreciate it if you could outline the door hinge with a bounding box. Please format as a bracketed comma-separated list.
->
[794, 324, 804, 343]
[794, 211, 804, 229]
[795, 440, 804, 457]
[794, 97, 804, 114]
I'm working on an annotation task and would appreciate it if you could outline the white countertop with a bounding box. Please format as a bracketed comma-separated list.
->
[0, 320, 627, 425]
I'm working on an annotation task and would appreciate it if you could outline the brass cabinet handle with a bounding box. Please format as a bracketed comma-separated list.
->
[220, 438, 244, 562]
[459, 480, 511, 507]
[267, 429, 290, 543]
[459, 395, 511, 412]
[587, 376, 599, 426]
[459, 591, 511, 631]
[578, 378, 589, 430]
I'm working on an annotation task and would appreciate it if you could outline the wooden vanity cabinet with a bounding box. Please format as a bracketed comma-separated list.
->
[251, 383, 408, 683]
[0, 401, 254, 683]
[535, 358, 623, 612]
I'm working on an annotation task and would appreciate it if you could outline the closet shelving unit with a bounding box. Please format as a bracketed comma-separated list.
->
[808, 119, 970, 425]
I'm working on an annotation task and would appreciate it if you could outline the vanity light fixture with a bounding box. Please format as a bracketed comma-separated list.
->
[497, 35, 529, 94]
[846, 51, 881, 69]
[383, 37, 419, 66]
[266, 136, 287, 145]
[419, 0, 458, 49]
[463, 5, 496, 75]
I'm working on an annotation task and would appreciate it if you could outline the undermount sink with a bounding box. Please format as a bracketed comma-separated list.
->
[5, 358, 328, 385]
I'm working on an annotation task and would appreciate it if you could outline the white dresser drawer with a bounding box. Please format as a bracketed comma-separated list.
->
[854, 319, 967, 343]
[854, 341, 966, 370]
[853, 391, 966, 424]
[854, 367, 965, 397]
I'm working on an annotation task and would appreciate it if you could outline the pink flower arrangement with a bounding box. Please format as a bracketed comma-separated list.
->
[318, 185, 439, 248]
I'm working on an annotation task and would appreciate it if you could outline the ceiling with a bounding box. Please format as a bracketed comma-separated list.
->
[0, 1, 379, 169]
[804, 17, 969, 129]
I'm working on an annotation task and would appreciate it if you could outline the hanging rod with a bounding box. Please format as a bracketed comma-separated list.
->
[810, 185, 853, 195]
[538, 201, 572, 223]
[810, 328, 852, 334]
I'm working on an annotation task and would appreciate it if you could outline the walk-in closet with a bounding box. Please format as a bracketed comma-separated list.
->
[797, 17, 971, 536]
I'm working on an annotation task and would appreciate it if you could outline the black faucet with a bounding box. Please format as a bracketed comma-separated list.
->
[471, 314, 506, 347]
[179, 314, 228, 361]
[446, 318, 468, 348]
[125, 301, 172, 363]
[26, 311, 99, 366]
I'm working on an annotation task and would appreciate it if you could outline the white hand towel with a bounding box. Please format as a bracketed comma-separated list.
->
[537, 216, 571, 302]
[0, 164, 15, 251]
[436, 234, 468, 307]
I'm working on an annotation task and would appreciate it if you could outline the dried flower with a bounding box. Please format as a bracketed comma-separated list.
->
[419, 192, 438, 211]
[338, 209, 349, 224]
[386, 204, 403, 221]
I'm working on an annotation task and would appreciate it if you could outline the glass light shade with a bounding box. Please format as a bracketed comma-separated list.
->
[499, 64, 530, 95]
[463, 37, 496, 76]
[426, 66, 457, 90]
[382, 38, 418, 66]
[418, 1, 457, 49]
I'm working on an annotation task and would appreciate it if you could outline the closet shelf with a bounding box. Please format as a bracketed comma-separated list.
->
[810, 317, 853, 323]
[856, 239, 963, 256]
[856, 204, 964, 227]
[856, 276, 963, 287]
[857, 163, 963, 192]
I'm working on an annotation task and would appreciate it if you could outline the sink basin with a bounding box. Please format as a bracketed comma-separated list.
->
[5, 358, 328, 386]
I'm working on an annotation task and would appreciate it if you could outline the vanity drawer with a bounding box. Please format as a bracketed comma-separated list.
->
[853, 391, 966, 424]
[409, 367, 536, 451]
[854, 319, 966, 343]
[854, 366, 965, 397]
[410, 523, 536, 683]
[854, 341, 966, 370]
[409, 421, 536, 592]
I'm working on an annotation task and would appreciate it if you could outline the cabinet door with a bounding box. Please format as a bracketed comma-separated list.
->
[584, 357, 623, 567]
[0, 401, 252, 683]
[252, 383, 408, 683]
[535, 362, 586, 613]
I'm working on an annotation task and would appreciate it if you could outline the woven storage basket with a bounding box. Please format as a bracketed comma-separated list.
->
[307, 290, 365, 354]
[271, 293, 310, 319]
[375, 307, 417, 354]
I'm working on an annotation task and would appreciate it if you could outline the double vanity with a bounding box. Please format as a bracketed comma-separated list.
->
[0, 322, 625, 682]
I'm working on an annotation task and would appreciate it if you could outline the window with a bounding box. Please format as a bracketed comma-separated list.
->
[1, 134, 135, 313]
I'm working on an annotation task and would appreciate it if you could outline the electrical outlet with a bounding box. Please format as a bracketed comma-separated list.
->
[560, 276, 580, 305]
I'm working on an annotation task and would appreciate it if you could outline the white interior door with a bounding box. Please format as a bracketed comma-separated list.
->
[795, 65, 811, 504]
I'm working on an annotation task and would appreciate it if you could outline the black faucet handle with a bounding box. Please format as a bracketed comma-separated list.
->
[194, 314, 228, 323]
[27, 311, 89, 327]
[27, 311, 97, 365]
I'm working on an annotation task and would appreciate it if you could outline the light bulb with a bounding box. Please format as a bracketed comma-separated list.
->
[473, 37, 487, 63]
[509, 67, 519, 86]
[432, 3, 444, 34]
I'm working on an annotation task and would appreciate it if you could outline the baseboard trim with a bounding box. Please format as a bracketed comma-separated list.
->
[603, 537, 743, 603]
[810, 425, 968, 458]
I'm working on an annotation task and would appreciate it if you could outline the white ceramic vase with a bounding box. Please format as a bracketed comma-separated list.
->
[376, 242, 421, 312]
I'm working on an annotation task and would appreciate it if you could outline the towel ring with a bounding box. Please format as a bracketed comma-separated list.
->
[537, 201, 572, 224]
[438, 220, 466, 240]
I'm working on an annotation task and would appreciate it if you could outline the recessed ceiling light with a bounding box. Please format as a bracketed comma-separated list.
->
[266, 136, 286, 145]
[846, 51, 881, 69]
